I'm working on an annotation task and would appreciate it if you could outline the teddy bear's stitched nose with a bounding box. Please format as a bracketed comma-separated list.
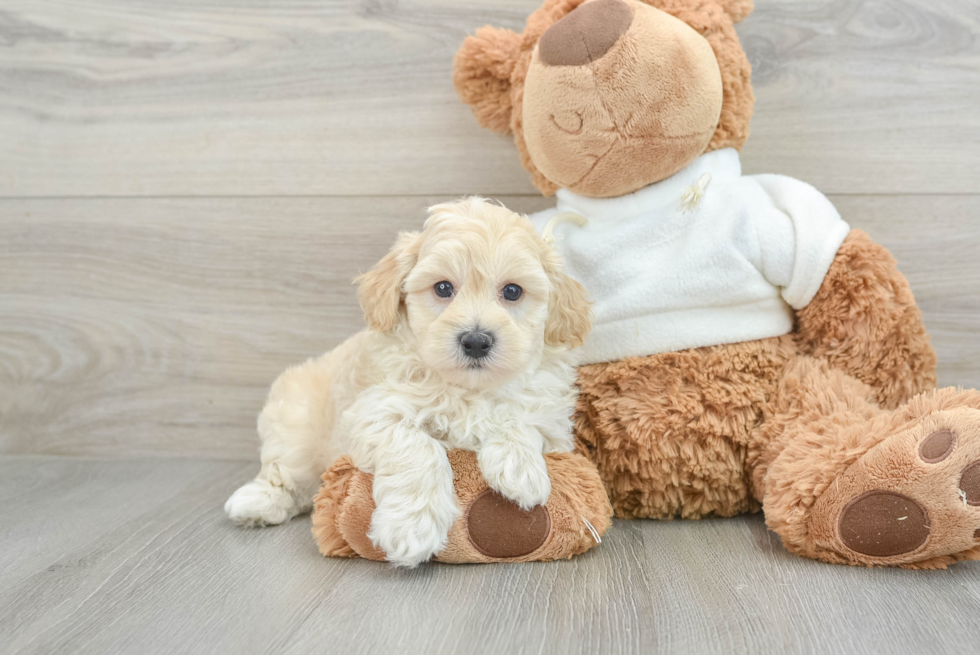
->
[539, 0, 633, 66]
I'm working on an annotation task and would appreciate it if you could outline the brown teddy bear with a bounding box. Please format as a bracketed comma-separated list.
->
[313, 0, 980, 569]
[447, 0, 980, 569]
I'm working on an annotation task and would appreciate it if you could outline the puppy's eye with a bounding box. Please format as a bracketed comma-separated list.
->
[434, 281, 454, 298]
[501, 283, 523, 301]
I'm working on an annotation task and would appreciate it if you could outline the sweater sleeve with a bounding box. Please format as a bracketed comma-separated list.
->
[749, 174, 851, 310]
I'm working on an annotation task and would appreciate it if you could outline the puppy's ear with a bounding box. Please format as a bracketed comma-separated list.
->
[355, 232, 422, 332]
[544, 258, 592, 349]
[453, 26, 522, 134]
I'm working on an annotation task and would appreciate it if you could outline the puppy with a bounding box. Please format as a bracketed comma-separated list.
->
[225, 197, 591, 567]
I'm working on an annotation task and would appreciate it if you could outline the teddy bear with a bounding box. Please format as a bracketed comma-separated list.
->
[444, 0, 980, 568]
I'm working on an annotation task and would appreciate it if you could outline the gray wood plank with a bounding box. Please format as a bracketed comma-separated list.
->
[0, 0, 977, 198]
[738, 0, 980, 193]
[2, 455, 980, 655]
[2, 194, 979, 459]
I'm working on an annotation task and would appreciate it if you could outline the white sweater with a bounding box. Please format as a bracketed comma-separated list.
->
[529, 148, 851, 365]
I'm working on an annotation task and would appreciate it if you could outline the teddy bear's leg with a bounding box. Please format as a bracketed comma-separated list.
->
[574, 338, 803, 520]
[312, 450, 613, 564]
[754, 356, 980, 568]
[795, 229, 937, 410]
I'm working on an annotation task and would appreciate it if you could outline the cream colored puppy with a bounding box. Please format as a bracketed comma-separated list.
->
[225, 198, 591, 567]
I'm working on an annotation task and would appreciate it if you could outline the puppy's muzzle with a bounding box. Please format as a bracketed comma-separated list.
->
[459, 330, 494, 360]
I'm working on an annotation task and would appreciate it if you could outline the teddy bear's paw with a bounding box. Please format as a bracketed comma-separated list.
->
[477, 444, 551, 511]
[225, 479, 302, 527]
[809, 407, 980, 567]
[367, 492, 460, 568]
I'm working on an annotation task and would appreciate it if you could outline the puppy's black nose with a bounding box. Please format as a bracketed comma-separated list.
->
[460, 331, 494, 360]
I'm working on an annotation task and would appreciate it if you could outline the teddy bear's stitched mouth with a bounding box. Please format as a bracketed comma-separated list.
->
[562, 127, 714, 190]
[563, 139, 619, 188]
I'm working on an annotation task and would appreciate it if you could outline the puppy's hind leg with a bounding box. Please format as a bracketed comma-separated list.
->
[226, 356, 335, 527]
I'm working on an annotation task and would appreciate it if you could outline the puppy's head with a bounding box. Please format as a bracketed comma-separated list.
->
[356, 198, 591, 388]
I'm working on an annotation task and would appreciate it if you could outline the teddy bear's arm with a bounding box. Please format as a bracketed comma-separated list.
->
[794, 229, 937, 410]
[312, 450, 612, 563]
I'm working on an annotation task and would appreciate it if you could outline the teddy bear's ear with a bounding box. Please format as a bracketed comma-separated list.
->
[453, 26, 523, 135]
[714, 0, 753, 23]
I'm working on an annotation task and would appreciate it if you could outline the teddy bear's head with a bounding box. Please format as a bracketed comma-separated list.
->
[454, 0, 754, 198]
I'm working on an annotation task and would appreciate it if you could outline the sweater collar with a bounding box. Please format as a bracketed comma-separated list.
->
[554, 148, 742, 221]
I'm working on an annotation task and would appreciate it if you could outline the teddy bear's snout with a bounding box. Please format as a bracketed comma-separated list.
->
[539, 0, 633, 67]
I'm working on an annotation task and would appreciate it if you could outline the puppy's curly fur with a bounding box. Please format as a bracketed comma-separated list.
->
[225, 198, 591, 567]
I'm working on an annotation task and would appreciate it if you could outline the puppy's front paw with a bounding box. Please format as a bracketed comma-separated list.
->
[368, 494, 460, 568]
[225, 480, 300, 527]
[478, 444, 551, 510]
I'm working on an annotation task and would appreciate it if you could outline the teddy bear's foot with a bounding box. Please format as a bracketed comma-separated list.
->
[807, 404, 980, 568]
[312, 450, 612, 564]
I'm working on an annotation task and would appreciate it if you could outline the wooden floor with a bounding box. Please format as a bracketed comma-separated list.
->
[5, 456, 980, 655]
[2, 0, 980, 653]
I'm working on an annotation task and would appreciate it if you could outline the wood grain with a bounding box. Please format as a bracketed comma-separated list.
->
[0, 0, 978, 197]
[1, 194, 978, 459]
[2, 456, 979, 655]
[739, 0, 980, 191]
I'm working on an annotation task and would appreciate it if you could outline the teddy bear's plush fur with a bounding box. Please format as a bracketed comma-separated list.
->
[451, 0, 980, 568]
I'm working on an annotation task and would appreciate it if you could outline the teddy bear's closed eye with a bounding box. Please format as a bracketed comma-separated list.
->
[550, 111, 584, 135]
